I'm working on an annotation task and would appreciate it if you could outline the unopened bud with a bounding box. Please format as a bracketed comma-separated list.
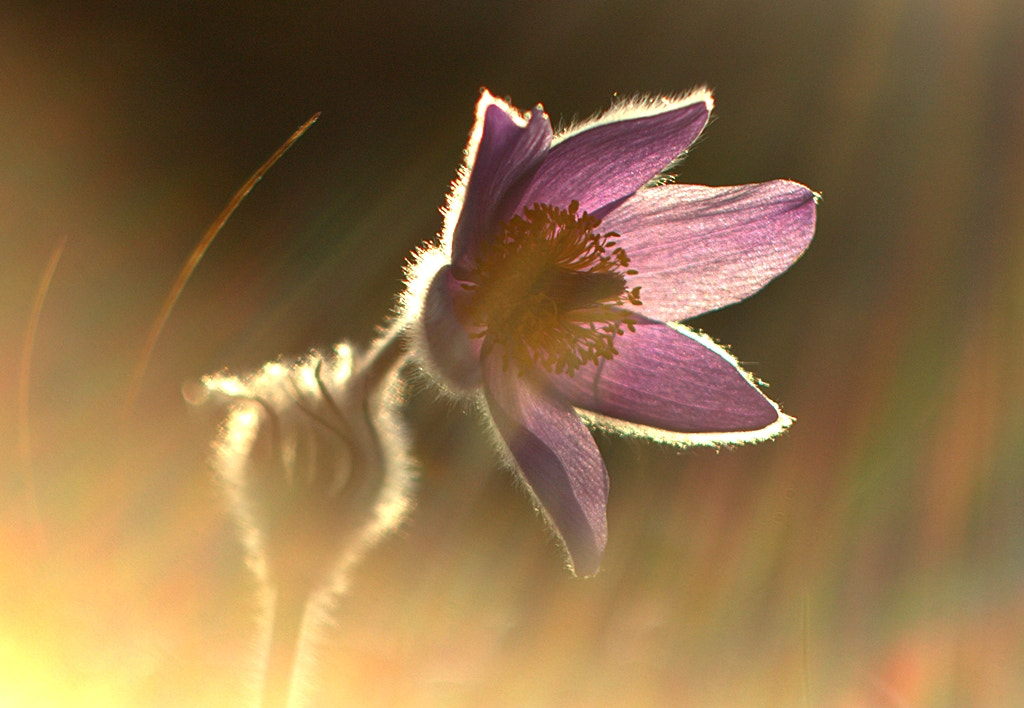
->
[203, 341, 413, 594]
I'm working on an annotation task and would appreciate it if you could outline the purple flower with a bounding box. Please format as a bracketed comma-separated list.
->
[403, 89, 816, 576]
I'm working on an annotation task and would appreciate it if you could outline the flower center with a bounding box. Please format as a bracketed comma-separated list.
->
[461, 200, 642, 376]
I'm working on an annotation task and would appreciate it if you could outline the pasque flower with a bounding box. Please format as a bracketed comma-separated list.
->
[403, 89, 817, 576]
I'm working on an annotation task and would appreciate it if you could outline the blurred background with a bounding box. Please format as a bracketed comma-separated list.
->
[2, 1, 1024, 705]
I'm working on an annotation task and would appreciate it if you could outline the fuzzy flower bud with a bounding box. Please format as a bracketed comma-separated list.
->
[202, 340, 413, 595]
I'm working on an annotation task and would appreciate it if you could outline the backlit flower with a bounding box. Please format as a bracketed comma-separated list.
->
[402, 89, 817, 576]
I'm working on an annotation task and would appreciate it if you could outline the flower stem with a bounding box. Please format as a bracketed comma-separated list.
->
[261, 582, 312, 708]
[253, 324, 408, 708]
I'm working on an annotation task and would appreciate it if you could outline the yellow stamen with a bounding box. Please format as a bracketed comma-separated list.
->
[463, 200, 642, 376]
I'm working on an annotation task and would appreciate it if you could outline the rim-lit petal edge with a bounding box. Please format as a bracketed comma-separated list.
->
[400, 245, 485, 397]
[604, 180, 818, 322]
[554, 89, 714, 192]
[517, 89, 715, 216]
[575, 323, 793, 447]
[481, 345, 609, 577]
[441, 90, 551, 260]
[552, 88, 713, 148]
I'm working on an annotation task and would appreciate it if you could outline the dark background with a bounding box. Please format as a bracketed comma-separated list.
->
[3, 1, 1024, 705]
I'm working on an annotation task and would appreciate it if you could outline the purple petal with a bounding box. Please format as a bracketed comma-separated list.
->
[482, 344, 608, 576]
[603, 180, 817, 322]
[418, 264, 483, 391]
[548, 320, 780, 434]
[451, 92, 553, 271]
[514, 95, 711, 217]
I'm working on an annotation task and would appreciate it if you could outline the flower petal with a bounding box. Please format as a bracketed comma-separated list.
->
[482, 344, 608, 576]
[450, 92, 553, 271]
[603, 180, 817, 322]
[549, 320, 781, 436]
[417, 265, 483, 391]
[514, 94, 712, 216]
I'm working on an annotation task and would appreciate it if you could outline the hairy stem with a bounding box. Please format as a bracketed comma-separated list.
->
[256, 326, 407, 708]
[261, 582, 313, 708]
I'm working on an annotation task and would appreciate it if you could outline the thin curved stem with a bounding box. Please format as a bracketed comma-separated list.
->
[122, 112, 320, 420]
[16, 235, 67, 552]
